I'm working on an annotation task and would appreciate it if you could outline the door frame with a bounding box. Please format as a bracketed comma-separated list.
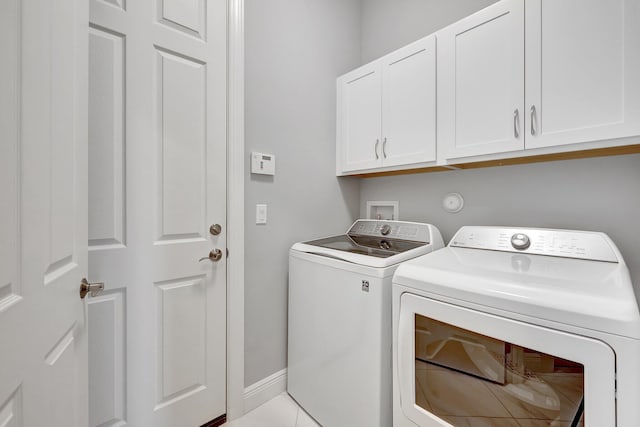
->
[227, 0, 246, 421]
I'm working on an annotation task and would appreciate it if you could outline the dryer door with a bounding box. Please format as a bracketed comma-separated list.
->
[397, 293, 616, 427]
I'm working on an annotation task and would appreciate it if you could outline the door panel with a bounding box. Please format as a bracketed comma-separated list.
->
[382, 36, 437, 167]
[157, 277, 206, 402]
[0, 0, 20, 315]
[47, 0, 77, 276]
[88, 291, 126, 427]
[438, 0, 524, 160]
[159, 0, 205, 39]
[43, 330, 81, 427]
[0, 2, 24, 419]
[525, 0, 640, 149]
[156, 48, 207, 240]
[0, 388, 22, 427]
[89, 0, 227, 425]
[88, 26, 126, 248]
[1, 0, 89, 426]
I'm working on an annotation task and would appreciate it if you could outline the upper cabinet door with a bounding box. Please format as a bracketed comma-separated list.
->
[381, 36, 437, 168]
[438, 0, 525, 161]
[338, 63, 383, 173]
[525, 0, 640, 149]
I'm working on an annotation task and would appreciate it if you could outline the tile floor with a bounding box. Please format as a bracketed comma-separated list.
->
[224, 393, 321, 427]
[224, 359, 584, 427]
[415, 359, 585, 427]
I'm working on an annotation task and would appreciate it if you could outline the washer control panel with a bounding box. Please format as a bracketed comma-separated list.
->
[348, 220, 431, 243]
[450, 226, 619, 263]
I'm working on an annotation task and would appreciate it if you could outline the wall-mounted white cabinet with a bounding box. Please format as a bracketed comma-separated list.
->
[337, 36, 437, 175]
[338, 62, 382, 172]
[439, 0, 640, 163]
[438, 0, 525, 160]
[337, 0, 640, 176]
[524, 0, 640, 150]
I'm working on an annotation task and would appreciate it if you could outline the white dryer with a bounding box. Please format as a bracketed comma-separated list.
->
[392, 226, 640, 427]
[288, 220, 444, 427]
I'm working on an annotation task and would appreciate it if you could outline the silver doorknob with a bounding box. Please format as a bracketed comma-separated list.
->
[199, 249, 223, 262]
[209, 224, 222, 235]
[79, 278, 104, 299]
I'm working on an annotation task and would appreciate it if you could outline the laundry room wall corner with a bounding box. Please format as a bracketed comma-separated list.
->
[360, 154, 640, 303]
[360, 0, 499, 63]
[244, 0, 362, 389]
[358, 0, 640, 306]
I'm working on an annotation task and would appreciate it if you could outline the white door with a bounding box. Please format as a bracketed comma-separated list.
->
[88, 0, 228, 426]
[338, 62, 383, 172]
[525, 0, 640, 149]
[438, 0, 525, 161]
[0, 0, 89, 426]
[382, 36, 437, 168]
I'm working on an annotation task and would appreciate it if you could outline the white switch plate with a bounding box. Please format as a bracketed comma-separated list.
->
[251, 152, 276, 175]
[256, 204, 267, 224]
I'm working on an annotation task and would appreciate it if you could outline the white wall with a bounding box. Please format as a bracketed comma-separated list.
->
[359, 0, 640, 293]
[360, 0, 498, 63]
[244, 0, 361, 387]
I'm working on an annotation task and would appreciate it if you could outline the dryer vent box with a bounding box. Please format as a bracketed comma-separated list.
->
[367, 201, 399, 220]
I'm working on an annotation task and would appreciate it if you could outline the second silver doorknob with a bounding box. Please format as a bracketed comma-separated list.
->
[199, 249, 223, 262]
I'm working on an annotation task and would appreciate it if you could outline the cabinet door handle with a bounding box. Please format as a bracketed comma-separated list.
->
[513, 109, 520, 139]
[374, 139, 380, 159]
[530, 105, 537, 136]
[382, 137, 387, 158]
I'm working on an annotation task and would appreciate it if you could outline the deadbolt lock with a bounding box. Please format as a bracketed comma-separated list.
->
[209, 224, 222, 236]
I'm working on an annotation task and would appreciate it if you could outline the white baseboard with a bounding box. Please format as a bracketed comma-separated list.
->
[243, 368, 287, 414]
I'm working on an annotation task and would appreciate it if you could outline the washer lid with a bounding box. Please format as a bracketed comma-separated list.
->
[394, 242, 640, 339]
[302, 234, 424, 258]
[292, 220, 445, 268]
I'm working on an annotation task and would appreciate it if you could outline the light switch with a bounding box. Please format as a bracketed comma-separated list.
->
[256, 204, 267, 224]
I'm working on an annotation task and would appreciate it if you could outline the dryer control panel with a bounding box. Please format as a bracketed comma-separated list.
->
[449, 226, 619, 263]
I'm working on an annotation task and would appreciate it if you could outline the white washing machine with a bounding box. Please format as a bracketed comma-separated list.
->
[392, 226, 640, 427]
[288, 219, 444, 427]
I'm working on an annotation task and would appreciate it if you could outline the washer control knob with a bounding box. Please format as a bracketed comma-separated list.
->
[511, 233, 531, 250]
[380, 224, 391, 236]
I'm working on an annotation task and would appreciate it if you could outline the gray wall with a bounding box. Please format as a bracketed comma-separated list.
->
[244, 0, 361, 387]
[244, 0, 640, 389]
[359, 0, 640, 292]
[361, 0, 498, 63]
[360, 154, 640, 287]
